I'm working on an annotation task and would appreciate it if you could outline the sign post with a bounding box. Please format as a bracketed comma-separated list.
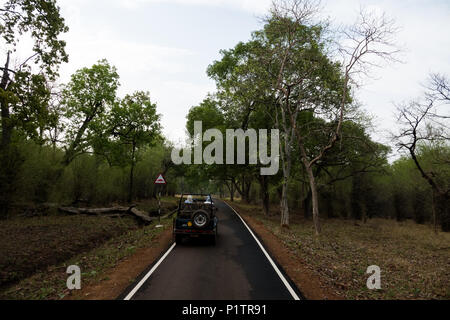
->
[154, 173, 167, 228]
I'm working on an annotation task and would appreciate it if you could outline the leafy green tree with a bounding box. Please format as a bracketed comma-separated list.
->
[61, 59, 119, 165]
[0, 0, 68, 217]
[108, 91, 161, 203]
[1, 0, 68, 149]
[259, 1, 399, 234]
[8, 72, 52, 144]
[300, 120, 390, 220]
[254, 16, 348, 229]
[185, 98, 234, 196]
[186, 97, 226, 135]
[207, 41, 279, 209]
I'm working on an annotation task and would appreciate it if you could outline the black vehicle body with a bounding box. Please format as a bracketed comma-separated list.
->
[173, 194, 218, 244]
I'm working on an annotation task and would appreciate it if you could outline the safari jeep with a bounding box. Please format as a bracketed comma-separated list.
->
[173, 194, 218, 245]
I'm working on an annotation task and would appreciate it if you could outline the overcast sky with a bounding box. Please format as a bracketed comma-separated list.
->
[34, 0, 450, 156]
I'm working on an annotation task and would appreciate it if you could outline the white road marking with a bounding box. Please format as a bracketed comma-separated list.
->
[123, 242, 176, 300]
[222, 201, 301, 301]
[124, 201, 300, 300]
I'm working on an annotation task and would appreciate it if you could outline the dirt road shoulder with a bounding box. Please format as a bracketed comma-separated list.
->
[225, 201, 342, 300]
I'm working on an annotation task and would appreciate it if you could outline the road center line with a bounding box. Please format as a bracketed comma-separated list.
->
[124, 242, 177, 300]
[222, 201, 301, 301]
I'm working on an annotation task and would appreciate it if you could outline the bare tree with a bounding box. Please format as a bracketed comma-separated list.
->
[395, 74, 450, 232]
[426, 73, 450, 105]
[263, 0, 323, 228]
[268, 2, 401, 234]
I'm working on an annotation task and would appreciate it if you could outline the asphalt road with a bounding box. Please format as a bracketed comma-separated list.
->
[124, 199, 298, 300]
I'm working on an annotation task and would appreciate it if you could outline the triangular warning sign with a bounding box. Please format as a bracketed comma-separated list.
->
[154, 173, 167, 185]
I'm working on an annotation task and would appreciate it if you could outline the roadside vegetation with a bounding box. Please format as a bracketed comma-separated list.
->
[0, 205, 174, 300]
[0, 215, 137, 289]
[230, 201, 450, 300]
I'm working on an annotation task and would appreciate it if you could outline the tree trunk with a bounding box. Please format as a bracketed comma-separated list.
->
[225, 180, 235, 202]
[432, 190, 438, 234]
[437, 193, 450, 232]
[128, 143, 136, 203]
[1, 52, 12, 150]
[0, 99, 12, 150]
[63, 115, 93, 166]
[280, 131, 292, 228]
[305, 164, 321, 235]
[243, 183, 251, 203]
[233, 176, 252, 204]
[59, 205, 154, 224]
[259, 175, 270, 216]
[280, 176, 289, 227]
[128, 164, 135, 203]
[304, 188, 312, 219]
[362, 203, 368, 224]
[0, 54, 14, 219]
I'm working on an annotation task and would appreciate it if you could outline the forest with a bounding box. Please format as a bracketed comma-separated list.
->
[0, 0, 448, 236]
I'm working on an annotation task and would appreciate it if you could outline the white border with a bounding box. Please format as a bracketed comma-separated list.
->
[223, 201, 301, 300]
[124, 243, 176, 300]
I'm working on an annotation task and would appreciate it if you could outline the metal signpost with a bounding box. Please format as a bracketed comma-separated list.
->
[154, 173, 167, 228]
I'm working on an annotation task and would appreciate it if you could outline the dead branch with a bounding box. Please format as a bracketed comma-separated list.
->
[58, 205, 155, 224]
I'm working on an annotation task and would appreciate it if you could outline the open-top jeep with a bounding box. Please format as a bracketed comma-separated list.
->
[173, 194, 218, 245]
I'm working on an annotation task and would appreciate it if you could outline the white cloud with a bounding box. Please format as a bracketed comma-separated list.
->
[58, 31, 207, 141]
[152, 80, 216, 141]
[113, 0, 272, 14]
[60, 36, 193, 79]
[321, 0, 450, 150]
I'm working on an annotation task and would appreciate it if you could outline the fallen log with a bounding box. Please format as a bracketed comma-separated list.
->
[58, 206, 130, 215]
[58, 206, 154, 224]
[58, 207, 82, 215]
[104, 214, 129, 219]
[161, 209, 178, 219]
[130, 207, 155, 224]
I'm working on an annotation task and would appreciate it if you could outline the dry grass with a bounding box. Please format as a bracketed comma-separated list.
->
[0, 197, 178, 300]
[0, 218, 171, 300]
[231, 201, 450, 300]
[0, 215, 138, 288]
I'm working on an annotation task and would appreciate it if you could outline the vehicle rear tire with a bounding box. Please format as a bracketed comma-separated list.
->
[192, 210, 210, 229]
[175, 234, 183, 244]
